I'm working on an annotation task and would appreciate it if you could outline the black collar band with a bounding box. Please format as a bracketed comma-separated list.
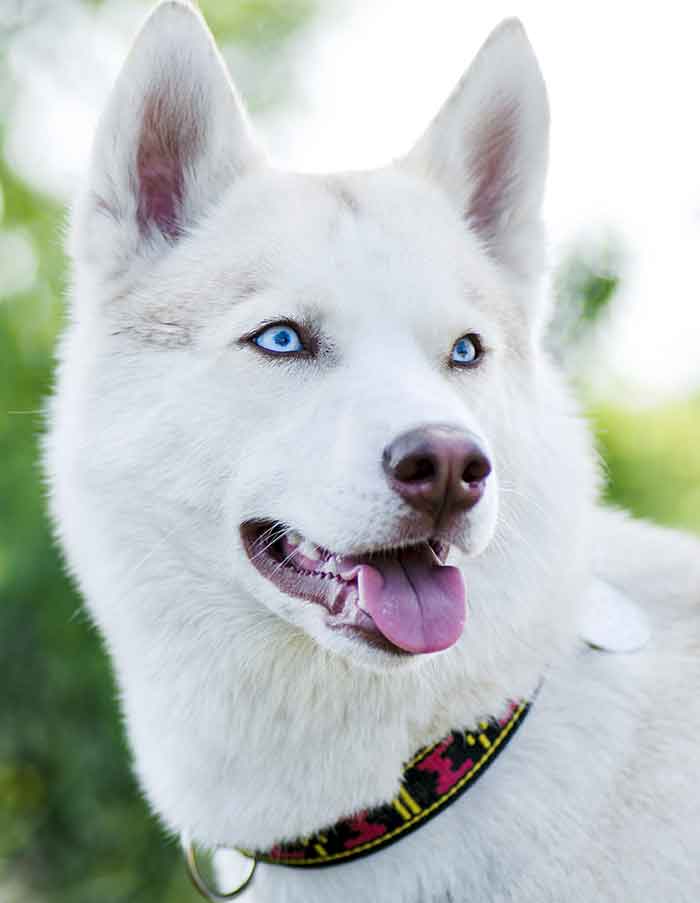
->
[240, 697, 533, 868]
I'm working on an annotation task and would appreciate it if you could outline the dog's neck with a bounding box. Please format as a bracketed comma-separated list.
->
[241, 696, 535, 868]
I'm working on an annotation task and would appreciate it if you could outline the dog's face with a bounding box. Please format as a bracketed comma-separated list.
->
[50, 2, 574, 676]
[191, 168, 506, 667]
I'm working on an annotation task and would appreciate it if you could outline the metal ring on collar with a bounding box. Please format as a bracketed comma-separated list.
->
[181, 833, 257, 901]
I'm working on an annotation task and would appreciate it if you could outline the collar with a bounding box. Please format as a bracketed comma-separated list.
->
[241, 696, 532, 868]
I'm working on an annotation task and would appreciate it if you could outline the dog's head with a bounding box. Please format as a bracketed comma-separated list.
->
[47, 1, 597, 845]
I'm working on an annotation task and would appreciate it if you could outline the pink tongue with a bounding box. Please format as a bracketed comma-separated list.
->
[356, 547, 466, 654]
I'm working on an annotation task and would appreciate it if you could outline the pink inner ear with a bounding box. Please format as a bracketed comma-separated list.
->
[466, 99, 519, 243]
[136, 93, 201, 242]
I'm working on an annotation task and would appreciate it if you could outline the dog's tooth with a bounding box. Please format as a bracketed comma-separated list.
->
[286, 531, 303, 548]
[299, 540, 321, 562]
[320, 556, 339, 575]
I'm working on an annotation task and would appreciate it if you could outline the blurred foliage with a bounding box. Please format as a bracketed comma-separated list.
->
[592, 399, 700, 535]
[549, 236, 623, 358]
[556, 245, 620, 326]
[198, 0, 317, 46]
[0, 2, 698, 902]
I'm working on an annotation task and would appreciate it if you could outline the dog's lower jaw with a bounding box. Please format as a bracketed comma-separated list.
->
[240, 521, 468, 656]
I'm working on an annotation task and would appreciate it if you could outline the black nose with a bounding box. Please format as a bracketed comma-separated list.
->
[382, 426, 491, 526]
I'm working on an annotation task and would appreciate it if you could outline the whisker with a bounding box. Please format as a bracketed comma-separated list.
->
[105, 522, 185, 610]
[271, 544, 301, 577]
[499, 485, 551, 520]
[252, 521, 285, 547]
[130, 523, 182, 577]
[249, 523, 290, 562]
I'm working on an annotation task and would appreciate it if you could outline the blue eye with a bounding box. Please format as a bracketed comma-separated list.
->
[451, 334, 482, 366]
[253, 324, 304, 354]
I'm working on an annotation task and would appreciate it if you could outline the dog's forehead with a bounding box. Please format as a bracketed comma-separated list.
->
[209, 168, 502, 315]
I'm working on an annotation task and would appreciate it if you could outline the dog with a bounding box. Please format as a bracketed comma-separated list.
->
[45, 2, 700, 900]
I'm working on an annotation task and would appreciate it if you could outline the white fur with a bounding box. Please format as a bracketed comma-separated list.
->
[45, 3, 700, 900]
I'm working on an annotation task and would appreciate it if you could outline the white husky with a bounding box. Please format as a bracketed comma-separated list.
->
[45, 2, 700, 901]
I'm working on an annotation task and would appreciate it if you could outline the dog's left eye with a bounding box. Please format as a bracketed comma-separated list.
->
[253, 324, 304, 354]
[450, 333, 483, 367]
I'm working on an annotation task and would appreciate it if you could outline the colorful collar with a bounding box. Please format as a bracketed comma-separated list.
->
[241, 697, 532, 868]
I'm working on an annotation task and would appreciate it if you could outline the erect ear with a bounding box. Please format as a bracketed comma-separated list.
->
[404, 19, 549, 282]
[72, 0, 262, 281]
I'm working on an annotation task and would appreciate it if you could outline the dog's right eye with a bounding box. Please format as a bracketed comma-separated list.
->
[252, 324, 305, 355]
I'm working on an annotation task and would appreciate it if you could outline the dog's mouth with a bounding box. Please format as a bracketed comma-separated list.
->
[241, 521, 466, 655]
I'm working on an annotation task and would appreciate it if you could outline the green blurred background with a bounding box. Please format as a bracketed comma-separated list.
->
[1, 2, 698, 901]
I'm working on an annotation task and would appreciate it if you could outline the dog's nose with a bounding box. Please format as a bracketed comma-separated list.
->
[382, 426, 491, 525]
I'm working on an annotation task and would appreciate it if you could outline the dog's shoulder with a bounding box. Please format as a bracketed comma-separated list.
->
[571, 507, 700, 898]
[592, 506, 700, 620]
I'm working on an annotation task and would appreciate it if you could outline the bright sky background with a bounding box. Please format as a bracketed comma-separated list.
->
[5, 0, 700, 402]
